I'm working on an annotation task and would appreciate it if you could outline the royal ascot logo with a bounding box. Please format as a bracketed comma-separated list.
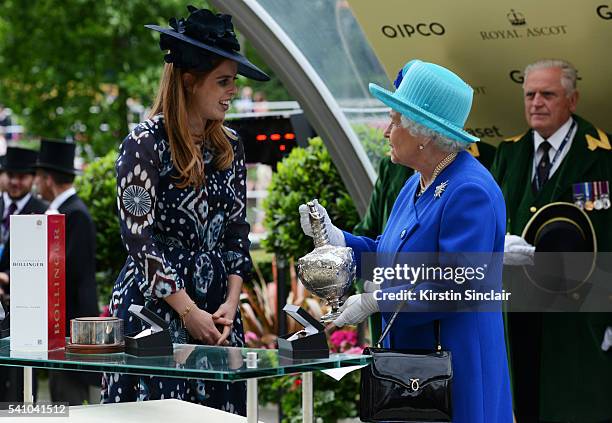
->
[597, 4, 612, 20]
[507, 9, 526, 26]
[380, 22, 446, 39]
[480, 9, 567, 40]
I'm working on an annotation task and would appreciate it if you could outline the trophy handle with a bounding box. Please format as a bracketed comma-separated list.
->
[320, 297, 343, 323]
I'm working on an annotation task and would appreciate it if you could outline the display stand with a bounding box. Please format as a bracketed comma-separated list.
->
[0, 338, 368, 423]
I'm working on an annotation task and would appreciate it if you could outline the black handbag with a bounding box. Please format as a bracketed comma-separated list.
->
[359, 311, 453, 422]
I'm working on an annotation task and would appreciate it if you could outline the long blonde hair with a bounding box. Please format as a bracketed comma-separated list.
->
[149, 62, 235, 189]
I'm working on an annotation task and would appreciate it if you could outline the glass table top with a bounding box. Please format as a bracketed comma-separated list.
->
[0, 338, 369, 381]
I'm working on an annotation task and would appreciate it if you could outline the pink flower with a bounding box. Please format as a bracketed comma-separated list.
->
[329, 329, 359, 352]
[345, 346, 365, 355]
[245, 331, 259, 344]
[345, 331, 357, 345]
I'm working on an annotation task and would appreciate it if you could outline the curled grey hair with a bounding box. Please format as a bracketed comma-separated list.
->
[523, 59, 577, 97]
[400, 115, 465, 153]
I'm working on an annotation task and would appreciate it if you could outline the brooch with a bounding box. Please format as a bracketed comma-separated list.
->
[434, 180, 448, 199]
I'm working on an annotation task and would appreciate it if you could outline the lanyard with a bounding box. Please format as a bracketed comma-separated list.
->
[534, 120, 576, 190]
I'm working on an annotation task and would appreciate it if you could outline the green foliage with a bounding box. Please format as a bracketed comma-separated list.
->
[74, 150, 123, 301]
[0, 0, 197, 157]
[262, 137, 359, 259]
[0, 1, 291, 158]
[259, 371, 361, 422]
[238, 40, 290, 101]
[352, 123, 389, 171]
[11, 139, 40, 151]
[249, 248, 273, 288]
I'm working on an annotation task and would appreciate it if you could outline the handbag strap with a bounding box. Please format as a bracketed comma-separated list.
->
[376, 299, 442, 350]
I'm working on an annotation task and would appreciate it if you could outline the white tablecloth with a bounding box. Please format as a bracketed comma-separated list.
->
[0, 399, 263, 422]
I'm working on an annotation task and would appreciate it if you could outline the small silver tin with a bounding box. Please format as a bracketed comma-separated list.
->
[70, 317, 124, 345]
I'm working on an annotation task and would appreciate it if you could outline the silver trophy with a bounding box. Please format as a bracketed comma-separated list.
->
[297, 200, 356, 322]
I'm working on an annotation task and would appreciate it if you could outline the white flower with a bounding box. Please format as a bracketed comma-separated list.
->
[155, 281, 173, 298]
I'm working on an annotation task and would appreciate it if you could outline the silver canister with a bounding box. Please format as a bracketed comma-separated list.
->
[297, 200, 356, 322]
[70, 317, 124, 345]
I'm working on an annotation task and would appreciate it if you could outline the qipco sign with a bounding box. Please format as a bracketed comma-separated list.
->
[381, 22, 446, 38]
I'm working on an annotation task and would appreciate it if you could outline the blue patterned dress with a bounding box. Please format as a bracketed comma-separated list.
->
[101, 115, 251, 415]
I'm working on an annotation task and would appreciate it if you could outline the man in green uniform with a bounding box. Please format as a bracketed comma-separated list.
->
[491, 59, 612, 422]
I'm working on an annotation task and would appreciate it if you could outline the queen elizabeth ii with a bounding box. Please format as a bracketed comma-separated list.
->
[300, 60, 513, 423]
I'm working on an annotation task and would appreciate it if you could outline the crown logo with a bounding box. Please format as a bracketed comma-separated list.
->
[507, 9, 526, 26]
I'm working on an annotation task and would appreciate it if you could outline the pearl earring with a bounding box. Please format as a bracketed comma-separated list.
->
[419, 145, 424, 150]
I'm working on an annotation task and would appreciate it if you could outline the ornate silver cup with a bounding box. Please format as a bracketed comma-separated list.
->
[297, 200, 356, 322]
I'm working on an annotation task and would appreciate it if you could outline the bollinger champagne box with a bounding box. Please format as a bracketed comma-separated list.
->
[10, 214, 65, 351]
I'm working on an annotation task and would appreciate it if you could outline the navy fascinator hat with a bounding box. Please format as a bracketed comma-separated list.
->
[145, 5, 270, 81]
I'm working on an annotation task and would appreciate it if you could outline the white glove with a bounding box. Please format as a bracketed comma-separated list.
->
[504, 234, 535, 266]
[298, 199, 345, 247]
[362, 280, 380, 293]
[602, 327, 612, 352]
[333, 293, 379, 327]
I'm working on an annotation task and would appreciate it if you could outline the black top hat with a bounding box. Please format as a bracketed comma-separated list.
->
[4, 147, 38, 174]
[34, 139, 79, 175]
[521, 202, 596, 293]
[146, 6, 270, 81]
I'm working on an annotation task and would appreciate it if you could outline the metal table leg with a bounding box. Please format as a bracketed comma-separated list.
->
[302, 372, 313, 423]
[247, 378, 258, 423]
[23, 367, 32, 403]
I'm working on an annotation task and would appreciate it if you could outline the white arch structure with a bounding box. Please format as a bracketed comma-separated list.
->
[210, 0, 377, 214]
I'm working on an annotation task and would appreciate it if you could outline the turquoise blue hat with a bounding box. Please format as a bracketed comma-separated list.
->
[369, 60, 478, 143]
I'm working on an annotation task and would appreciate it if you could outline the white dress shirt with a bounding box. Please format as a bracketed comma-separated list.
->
[532, 117, 576, 181]
[2, 191, 32, 218]
[46, 187, 76, 214]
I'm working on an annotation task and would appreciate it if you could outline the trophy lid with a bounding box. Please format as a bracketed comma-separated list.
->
[307, 199, 330, 248]
[283, 304, 325, 334]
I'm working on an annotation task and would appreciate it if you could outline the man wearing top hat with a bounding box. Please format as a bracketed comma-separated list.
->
[0, 146, 47, 404]
[0, 146, 48, 287]
[34, 139, 98, 404]
[491, 59, 612, 423]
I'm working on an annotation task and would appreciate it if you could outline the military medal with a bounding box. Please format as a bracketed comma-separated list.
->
[602, 181, 611, 209]
[584, 182, 594, 211]
[572, 183, 585, 210]
[594, 181, 604, 210]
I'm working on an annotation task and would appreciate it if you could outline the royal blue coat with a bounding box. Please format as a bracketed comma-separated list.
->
[344, 151, 513, 423]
